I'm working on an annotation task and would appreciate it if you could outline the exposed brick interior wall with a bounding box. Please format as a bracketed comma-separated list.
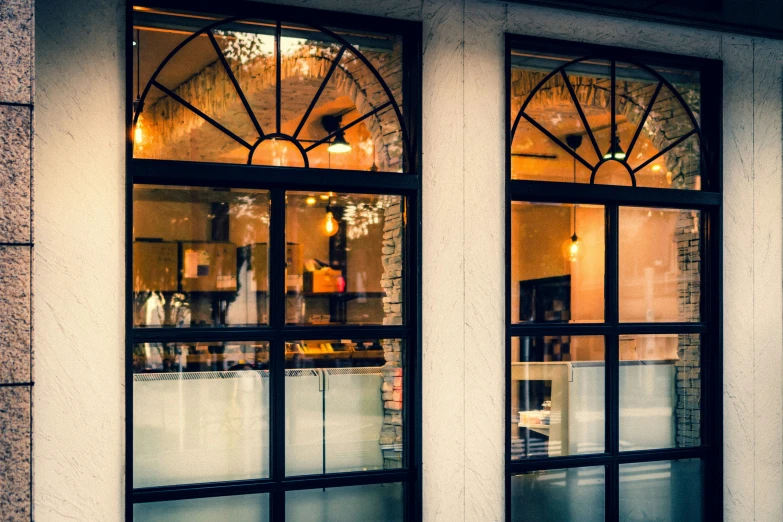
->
[141, 41, 404, 171]
[379, 197, 403, 467]
[0, 0, 34, 519]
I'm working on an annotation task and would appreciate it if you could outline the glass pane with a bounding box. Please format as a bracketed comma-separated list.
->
[133, 10, 406, 172]
[511, 202, 604, 324]
[619, 207, 701, 322]
[511, 336, 605, 459]
[286, 483, 403, 522]
[511, 467, 605, 522]
[510, 49, 702, 190]
[133, 185, 270, 327]
[285, 338, 402, 476]
[286, 192, 403, 326]
[620, 334, 701, 452]
[619, 459, 703, 521]
[133, 341, 269, 487]
[134, 494, 269, 521]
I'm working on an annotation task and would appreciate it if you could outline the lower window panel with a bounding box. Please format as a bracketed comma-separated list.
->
[285, 339, 404, 476]
[511, 466, 605, 522]
[133, 493, 269, 521]
[285, 483, 404, 522]
[133, 341, 270, 488]
[619, 459, 703, 521]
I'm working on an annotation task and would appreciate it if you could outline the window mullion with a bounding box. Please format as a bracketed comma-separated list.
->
[270, 189, 287, 487]
[606, 204, 620, 521]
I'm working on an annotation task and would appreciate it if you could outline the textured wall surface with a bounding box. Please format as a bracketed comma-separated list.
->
[34, 0, 125, 520]
[0, 0, 34, 520]
[31, 0, 783, 521]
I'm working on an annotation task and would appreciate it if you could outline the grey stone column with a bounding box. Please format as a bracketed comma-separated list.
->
[0, 0, 34, 519]
[379, 197, 403, 468]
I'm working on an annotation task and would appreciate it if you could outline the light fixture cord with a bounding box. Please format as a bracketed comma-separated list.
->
[572, 156, 576, 234]
[136, 29, 140, 102]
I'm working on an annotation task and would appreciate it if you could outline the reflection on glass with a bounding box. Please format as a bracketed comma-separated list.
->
[285, 338, 403, 476]
[511, 202, 604, 324]
[619, 459, 703, 521]
[619, 334, 701, 452]
[286, 483, 403, 522]
[133, 493, 269, 521]
[133, 185, 270, 328]
[510, 50, 701, 190]
[132, 10, 405, 171]
[511, 336, 605, 459]
[619, 207, 701, 322]
[133, 341, 269, 487]
[511, 467, 605, 522]
[286, 192, 404, 326]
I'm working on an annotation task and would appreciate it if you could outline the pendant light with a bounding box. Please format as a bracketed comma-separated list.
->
[323, 114, 352, 154]
[603, 134, 626, 160]
[321, 205, 339, 237]
[133, 29, 145, 150]
[327, 130, 352, 154]
[565, 134, 583, 262]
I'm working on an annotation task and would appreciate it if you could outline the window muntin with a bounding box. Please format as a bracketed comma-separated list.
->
[510, 50, 702, 190]
[507, 38, 719, 522]
[129, 5, 419, 519]
[133, 9, 409, 172]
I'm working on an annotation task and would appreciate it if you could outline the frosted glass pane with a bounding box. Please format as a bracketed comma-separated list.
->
[133, 343, 269, 488]
[133, 493, 268, 521]
[619, 334, 701, 452]
[285, 339, 403, 476]
[286, 483, 403, 522]
[511, 467, 605, 522]
[619, 459, 703, 522]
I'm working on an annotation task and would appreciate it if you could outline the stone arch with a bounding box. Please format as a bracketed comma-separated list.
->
[511, 66, 701, 189]
[140, 37, 404, 171]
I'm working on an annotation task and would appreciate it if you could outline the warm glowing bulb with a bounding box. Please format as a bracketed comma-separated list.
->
[134, 114, 144, 146]
[651, 164, 661, 172]
[305, 196, 316, 206]
[322, 211, 339, 237]
[319, 194, 330, 201]
[568, 234, 580, 262]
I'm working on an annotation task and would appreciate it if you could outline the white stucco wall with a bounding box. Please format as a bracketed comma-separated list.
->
[34, 0, 783, 520]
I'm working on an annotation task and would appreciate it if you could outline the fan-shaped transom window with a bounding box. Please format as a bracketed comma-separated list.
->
[132, 8, 411, 173]
[511, 50, 703, 190]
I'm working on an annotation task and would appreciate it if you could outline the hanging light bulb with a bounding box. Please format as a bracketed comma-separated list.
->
[327, 130, 352, 154]
[569, 233, 580, 262]
[603, 134, 626, 160]
[321, 207, 339, 237]
[305, 196, 316, 206]
[134, 113, 145, 150]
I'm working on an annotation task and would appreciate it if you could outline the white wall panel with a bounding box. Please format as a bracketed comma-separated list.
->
[33, 0, 783, 520]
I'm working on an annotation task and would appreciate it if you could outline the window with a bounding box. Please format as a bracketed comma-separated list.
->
[506, 36, 721, 521]
[128, 3, 421, 520]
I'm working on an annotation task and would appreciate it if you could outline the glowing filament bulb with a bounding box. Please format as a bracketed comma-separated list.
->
[322, 211, 339, 237]
[134, 114, 145, 146]
[569, 234, 580, 262]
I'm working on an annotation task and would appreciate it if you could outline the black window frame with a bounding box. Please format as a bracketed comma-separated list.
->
[505, 34, 723, 521]
[124, 1, 423, 520]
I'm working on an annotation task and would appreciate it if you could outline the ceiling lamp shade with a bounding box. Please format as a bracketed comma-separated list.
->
[327, 130, 352, 154]
[603, 134, 626, 160]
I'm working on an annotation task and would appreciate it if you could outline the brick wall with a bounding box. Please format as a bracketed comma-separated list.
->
[0, 0, 34, 519]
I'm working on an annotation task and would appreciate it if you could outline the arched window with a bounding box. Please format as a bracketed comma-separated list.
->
[127, 4, 421, 521]
[506, 36, 721, 522]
